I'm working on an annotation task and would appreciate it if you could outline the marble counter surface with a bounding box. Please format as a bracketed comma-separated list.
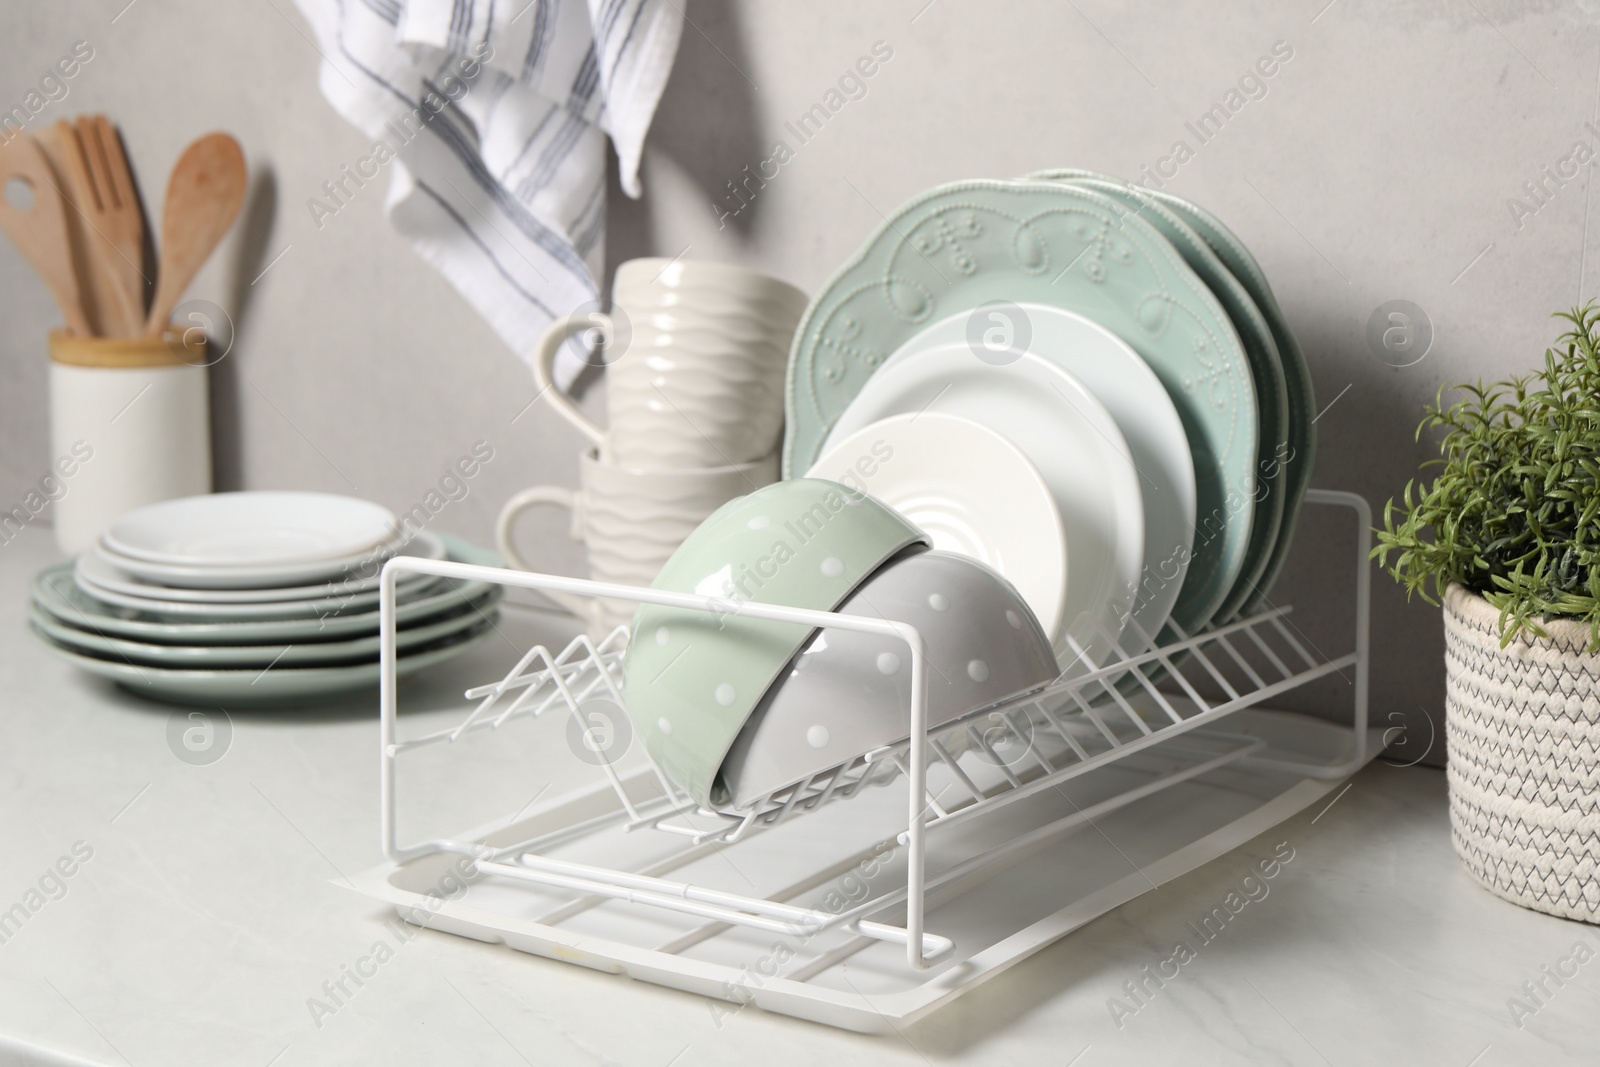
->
[0, 525, 1592, 1067]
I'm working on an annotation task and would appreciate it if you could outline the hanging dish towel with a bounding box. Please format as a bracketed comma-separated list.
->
[290, 0, 683, 384]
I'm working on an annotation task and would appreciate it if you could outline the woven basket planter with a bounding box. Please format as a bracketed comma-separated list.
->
[1443, 583, 1600, 922]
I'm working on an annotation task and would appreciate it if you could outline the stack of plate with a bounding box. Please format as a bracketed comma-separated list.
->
[784, 173, 1314, 670]
[29, 492, 502, 706]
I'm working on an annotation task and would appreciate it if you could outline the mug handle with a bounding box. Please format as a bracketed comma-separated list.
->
[533, 311, 610, 456]
[495, 486, 594, 621]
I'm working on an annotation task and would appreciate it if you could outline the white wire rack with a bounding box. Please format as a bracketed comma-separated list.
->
[368, 489, 1372, 1024]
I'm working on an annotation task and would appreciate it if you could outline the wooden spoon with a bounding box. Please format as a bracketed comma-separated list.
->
[0, 135, 92, 335]
[144, 133, 246, 337]
[58, 115, 146, 337]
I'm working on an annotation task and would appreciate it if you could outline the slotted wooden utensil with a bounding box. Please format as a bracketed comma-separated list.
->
[0, 135, 92, 335]
[39, 123, 110, 336]
[58, 115, 147, 337]
[145, 133, 246, 337]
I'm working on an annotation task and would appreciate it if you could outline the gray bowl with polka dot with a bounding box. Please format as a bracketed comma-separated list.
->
[713, 547, 1058, 812]
[623, 478, 929, 806]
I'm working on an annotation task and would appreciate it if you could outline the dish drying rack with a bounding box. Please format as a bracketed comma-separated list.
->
[359, 489, 1374, 1031]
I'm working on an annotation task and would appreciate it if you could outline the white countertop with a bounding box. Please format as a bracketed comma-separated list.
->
[0, 523, 1593, 1066]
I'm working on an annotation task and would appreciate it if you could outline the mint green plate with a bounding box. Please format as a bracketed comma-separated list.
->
[29, 597, 492, 669]
[1044, 174, 1288, 624]
[1032, 169, 1316, 618]
[31, 535, 501, 646]
[33, 616, 496, 707]
[783, 179, 1256, 632]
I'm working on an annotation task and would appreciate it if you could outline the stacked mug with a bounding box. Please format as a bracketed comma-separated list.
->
[498, 258, 807, 637]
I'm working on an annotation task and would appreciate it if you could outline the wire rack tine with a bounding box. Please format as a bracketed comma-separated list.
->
[1243, 624, 1294, 680]
[1213, 632, 1268, 689]
[1065, 688, 1124, 748]
[964, 724, 1025, 788]
[1122, 615, 1214, 712]
[1161, 618, 1238, 704]
[1008, 708, 1058, 775]
[1035, 700, 1093, 762]
[1095, 621, 1188, 729]
[1266, 615, 1321, 670]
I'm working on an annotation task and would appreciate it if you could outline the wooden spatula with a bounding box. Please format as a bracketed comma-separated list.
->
[0, 135, 92, 335]
[58, 115, 146, 337]
[144, 133, 246, 337]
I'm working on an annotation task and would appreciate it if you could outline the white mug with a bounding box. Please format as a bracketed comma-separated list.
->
[534, 258, 807, 469]
[496, 450, 779, 636]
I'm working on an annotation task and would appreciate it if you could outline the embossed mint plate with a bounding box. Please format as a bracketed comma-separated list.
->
[1033, 169, 1316, 619]
[1046, 174, 1288, 624]
[784, 179, 1256, 634]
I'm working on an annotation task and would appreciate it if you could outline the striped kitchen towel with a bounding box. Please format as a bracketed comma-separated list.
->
[290, 0, 683, 384]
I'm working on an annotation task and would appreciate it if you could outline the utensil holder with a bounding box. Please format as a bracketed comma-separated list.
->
[48, 330, 212, 555]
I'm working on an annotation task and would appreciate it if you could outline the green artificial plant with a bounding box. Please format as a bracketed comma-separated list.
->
[1374, 302, 1600, 650]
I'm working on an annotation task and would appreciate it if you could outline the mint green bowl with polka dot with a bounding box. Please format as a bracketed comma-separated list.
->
[623, 479, 929, 805]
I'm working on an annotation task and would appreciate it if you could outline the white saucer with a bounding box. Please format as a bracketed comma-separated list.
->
[80, 532, 444, 604]
[103, 491, 398, 567]
[823, 346, 1144, 670]
[97, 528, 419, 590]
[806, 412, 1068, 641]
[74, 559, 447, 620]
[885, 305, 1197, 645]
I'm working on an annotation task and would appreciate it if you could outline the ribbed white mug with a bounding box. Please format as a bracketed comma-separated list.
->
[534, 259, 807, 469]
[496, 449, 778, 636]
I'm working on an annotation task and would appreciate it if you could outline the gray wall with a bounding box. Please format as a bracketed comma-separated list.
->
[5, 0, 1593, 762]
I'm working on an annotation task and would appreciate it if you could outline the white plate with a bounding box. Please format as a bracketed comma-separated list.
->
[822, 346, 1144, 669]
[103, 491, 398, 567]
[805, 412, 1068, 641]
[80, 531, 444, 604]
[97, 528, 419, 590]
[886, 306, 1196, 645]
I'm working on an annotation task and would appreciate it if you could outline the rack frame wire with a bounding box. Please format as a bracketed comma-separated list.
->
[372, 489, 1372, 1004]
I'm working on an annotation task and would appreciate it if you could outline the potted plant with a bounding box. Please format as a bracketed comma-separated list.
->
[1375, 303, 1599, 922]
